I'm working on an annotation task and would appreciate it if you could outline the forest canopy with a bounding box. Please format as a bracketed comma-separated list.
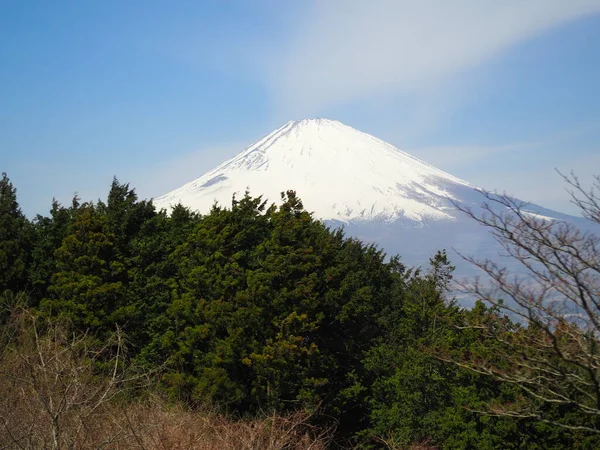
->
[1, 172, 599, 449]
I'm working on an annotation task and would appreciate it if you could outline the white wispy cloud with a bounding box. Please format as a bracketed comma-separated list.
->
[266, 0, 600, 116]
[123, 1, 600, 216]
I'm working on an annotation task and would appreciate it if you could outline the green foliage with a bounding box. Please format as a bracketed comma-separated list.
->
[41, 203, 127, 330]
[156, 191, 394, 423]
[357, 252, 595, 448]
[2, 173, 599, 448]
[0, 173, 31, 295]
[28, 197, 81, 304]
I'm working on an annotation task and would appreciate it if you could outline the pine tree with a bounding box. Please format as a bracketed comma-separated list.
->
[28, 198, 79, 304]
[98, 177, 155, 259]
[41, 203, 126, 331]
[0, 173, 30, 295]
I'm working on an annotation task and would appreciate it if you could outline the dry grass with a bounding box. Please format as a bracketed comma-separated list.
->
[0, 307, 436, 450]
[0, 392, 331, 450]
[99, 401, 330, 450]
[0, 309, 332, 450]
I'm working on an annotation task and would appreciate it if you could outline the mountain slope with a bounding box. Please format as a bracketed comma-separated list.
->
[155, 118, 481, 224]
[154, 118, 582, 281]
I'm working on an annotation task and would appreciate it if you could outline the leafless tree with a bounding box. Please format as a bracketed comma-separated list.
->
[447, 172, 600, 433]
[0, 307, 334, 449]
[0, 308, 147, 449]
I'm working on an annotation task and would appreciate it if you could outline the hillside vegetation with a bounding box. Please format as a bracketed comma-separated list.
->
[1, 172, 599, 449]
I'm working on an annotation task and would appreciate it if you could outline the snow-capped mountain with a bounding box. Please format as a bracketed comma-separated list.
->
[155, 118, 478, 224]
[154, 118, 581, 281]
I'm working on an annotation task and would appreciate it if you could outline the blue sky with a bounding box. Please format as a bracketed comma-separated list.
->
[2, 0, 600, 217]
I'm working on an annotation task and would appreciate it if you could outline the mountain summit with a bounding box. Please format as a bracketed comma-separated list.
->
[155, 118, 579, 276]
[155, 118, 479, 223]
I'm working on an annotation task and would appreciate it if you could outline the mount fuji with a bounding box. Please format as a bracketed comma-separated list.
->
[154, 118, 581, 278]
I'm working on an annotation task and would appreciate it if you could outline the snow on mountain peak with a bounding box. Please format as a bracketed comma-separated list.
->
[154, 118, 476, 223]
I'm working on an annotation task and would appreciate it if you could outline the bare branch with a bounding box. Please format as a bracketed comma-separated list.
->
[445, 175, 600, 432]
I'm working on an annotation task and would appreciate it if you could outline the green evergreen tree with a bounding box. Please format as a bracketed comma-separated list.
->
[28, 197, 80, 304]
[6, 176, 596, 448]
[0, 173, 31, 295]
[130, 203, 201, 357]
[41, 203, 127, 331]
[97, 177, 155, 258]
[154, 191, 395, 426]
